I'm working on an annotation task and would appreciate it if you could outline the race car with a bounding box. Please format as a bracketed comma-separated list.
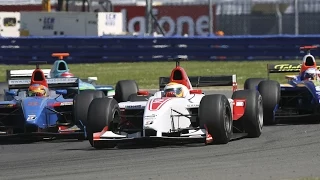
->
[0, 63, 107, 140]
[243, 45, 320, 125]
[86, 56, 263, 149]
[0, 53, 115, 100]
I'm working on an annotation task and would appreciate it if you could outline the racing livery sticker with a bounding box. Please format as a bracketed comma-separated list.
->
[148, 98, 172, 111]
[27, 115, 36, 121]
[28, 102, 38, 106]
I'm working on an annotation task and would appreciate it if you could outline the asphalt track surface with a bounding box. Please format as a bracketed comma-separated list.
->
[1, 90, 320, 180]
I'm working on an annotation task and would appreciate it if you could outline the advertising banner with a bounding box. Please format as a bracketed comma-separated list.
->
[114, 5, 216, 36]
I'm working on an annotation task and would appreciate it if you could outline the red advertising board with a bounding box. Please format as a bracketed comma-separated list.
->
[114, 5, 216, 36]
[0, 5, 43, 11]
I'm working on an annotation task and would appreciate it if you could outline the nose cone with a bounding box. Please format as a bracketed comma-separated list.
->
[22, 97, 47, 124]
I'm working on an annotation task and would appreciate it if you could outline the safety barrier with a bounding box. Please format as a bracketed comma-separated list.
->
[1, 35, 320, 64]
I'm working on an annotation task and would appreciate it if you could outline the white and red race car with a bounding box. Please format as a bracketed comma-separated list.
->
[86, 58, 263, 149]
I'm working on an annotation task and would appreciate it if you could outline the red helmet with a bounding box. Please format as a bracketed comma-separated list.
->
[61, 72, 74, 78]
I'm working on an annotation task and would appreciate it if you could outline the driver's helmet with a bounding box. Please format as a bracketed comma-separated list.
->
[303, 68, 320, 80]
[163, 82, 189, 98]
[28, 84, 49, 97]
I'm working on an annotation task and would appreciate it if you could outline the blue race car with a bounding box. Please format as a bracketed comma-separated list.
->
[2, 53, 115, 99]
[243, 46, 320, 125]
[0, 64, 106, 140]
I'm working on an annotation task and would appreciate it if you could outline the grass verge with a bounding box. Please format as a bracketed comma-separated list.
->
[0, 60, 309, 89]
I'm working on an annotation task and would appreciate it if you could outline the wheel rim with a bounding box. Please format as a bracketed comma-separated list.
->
[258, 96, 263, 128]
[110, 109, 120, 131]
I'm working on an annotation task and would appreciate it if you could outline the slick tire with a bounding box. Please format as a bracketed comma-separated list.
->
[244, 78, 266, 90]
[114, 80, 139, 102]
[258, 80, 280, 125]
[199, 94, 232, 145]
[232, 89, 263, 138]
[73, 90, 105, 127]
[87, 98, 119, 149]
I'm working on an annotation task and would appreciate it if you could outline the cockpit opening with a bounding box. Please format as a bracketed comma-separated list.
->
[58, 62, 67, 71]
[305, 56, 315, 66]
[34, 71, 44, 81]
[173, 70, 182, 80]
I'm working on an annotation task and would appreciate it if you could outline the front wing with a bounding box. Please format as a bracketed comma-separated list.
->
[91, 129, 247, 148]
[0, 125, 86, 141]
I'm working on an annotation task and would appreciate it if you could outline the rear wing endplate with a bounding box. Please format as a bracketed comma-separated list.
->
[159, 75, 237, 90]
[8, 78, 79, 90]
[6, 69, 51, 80]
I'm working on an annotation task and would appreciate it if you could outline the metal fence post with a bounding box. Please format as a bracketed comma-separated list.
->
[145, 0, 153, 35]
[294, 0, 299, 35]
[209, 0, 214, 35]
[276, 3, 283, 34]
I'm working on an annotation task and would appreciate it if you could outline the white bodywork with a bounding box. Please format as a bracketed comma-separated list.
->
[99, 90, 235, 139]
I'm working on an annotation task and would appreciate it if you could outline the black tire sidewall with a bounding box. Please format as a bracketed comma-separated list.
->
[199, 94, 232, 144]
[87, 98, 119, 147]
[244, 78, 266, 90]
[114, 80, 139, 102]
[258, 80, 280, 125]
[73, 90, 104, 127]
[232, 90, 263, 137]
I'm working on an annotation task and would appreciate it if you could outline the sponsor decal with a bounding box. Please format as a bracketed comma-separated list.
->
[27, 115, 36, 121]
[187, 104, 198, 108]
[0, 104, 15, 108]
[125, 105, 142, 109]
[271, 64, 320, 72]
[145, 120, 153, 125]
[8, 78, 78, 85]
[28, 102, 38, 106]
[60, 102, 73, 106]
[148, 98, 171, 111]
[8, 79, 30, 85]
[43, 17, 55, 30]
[106, 13, 117, 26]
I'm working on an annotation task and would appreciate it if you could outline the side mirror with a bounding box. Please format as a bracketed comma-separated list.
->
[190, 89, 202, 94]
[56, 89, 67, 95]
[5, 90, 16, 96]
[88, 77, 98, 82]
[137, 90, 149, 96]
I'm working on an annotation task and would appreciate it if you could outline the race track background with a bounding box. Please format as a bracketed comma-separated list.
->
[0, 90, 320, 180]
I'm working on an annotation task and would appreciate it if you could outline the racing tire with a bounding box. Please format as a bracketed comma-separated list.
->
[231, 89, 263, 138]
[87, 98, 119, 149]
[258, 80, 281, 125]
[244, 78, 266, 90]
[199, 94, 232, 145]
[73, 90, 105, 128]
[0, 82, 8, 101]
[114, 80, 139, 102]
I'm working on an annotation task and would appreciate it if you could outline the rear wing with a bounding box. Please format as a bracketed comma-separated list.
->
[8, 78, 79, 90]
[6, 69, 51, 80]
[267, 63, 320, 79]
[159, 75, 237, 90]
